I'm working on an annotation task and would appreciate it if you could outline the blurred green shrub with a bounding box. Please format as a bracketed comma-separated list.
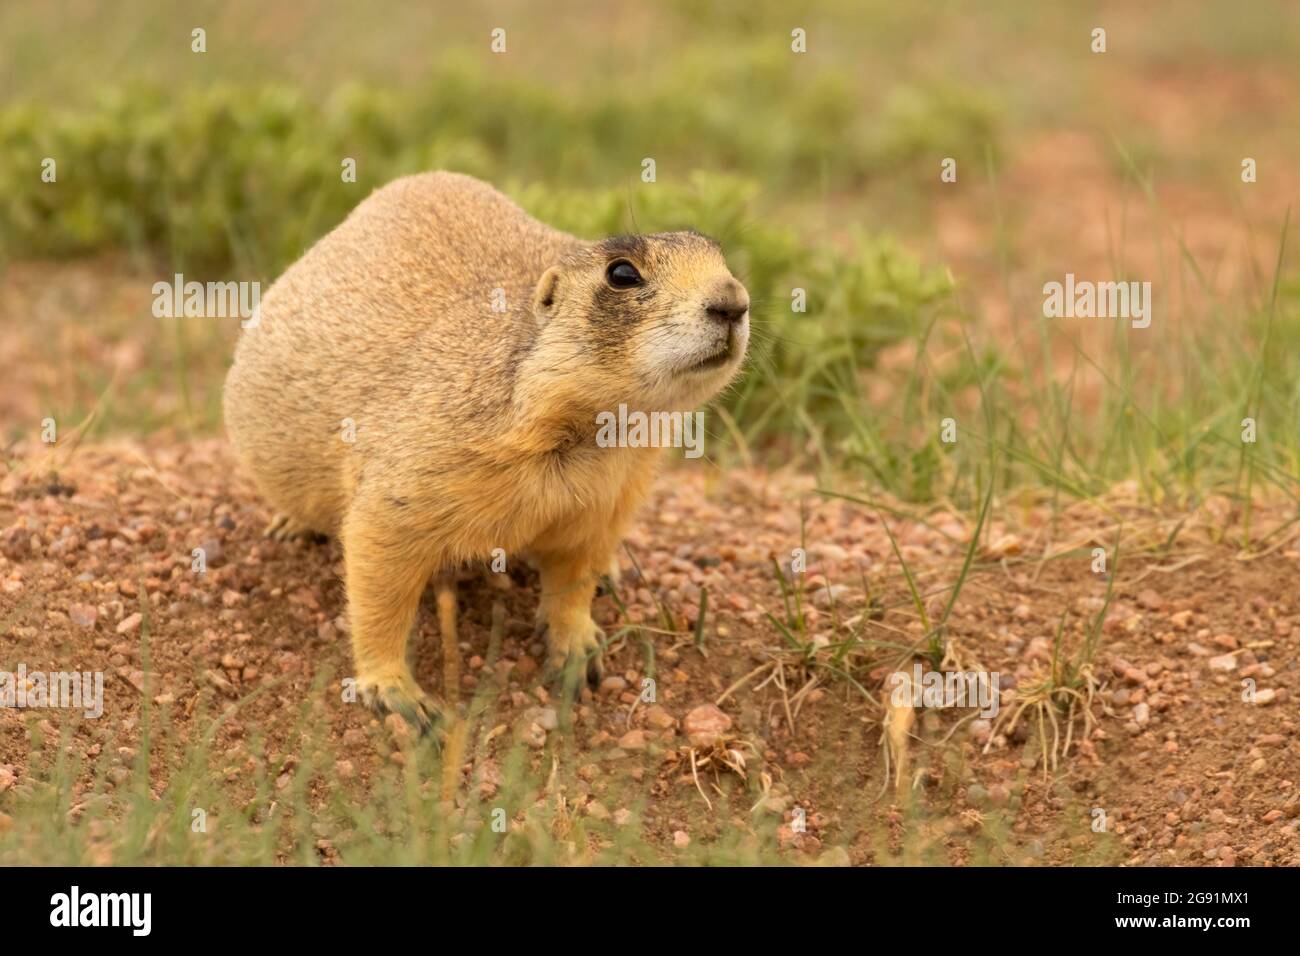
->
[0, 59, 963, 452]
[0, 52, 996, 270]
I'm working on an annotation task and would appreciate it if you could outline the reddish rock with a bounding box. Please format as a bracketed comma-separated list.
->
[683, 704, 732, 748]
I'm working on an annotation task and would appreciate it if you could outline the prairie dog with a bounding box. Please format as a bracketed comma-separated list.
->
[222, 172, 749, 732]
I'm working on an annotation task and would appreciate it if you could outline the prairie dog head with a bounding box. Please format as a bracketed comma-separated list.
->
[531, 231, 750, 411]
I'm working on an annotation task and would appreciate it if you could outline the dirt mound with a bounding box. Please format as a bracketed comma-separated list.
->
[1, 439, 1297, 864]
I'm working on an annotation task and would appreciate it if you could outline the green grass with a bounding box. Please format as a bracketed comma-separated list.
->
[3, 3, 1296, 514]
[0, 610, 1114, 867]
[7, 706, 1099, 866]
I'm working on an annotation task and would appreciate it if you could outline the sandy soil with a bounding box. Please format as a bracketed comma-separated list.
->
[2, 438, 1297, 864]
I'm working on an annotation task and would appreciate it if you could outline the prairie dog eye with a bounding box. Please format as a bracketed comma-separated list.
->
[606, 260, 643, 289]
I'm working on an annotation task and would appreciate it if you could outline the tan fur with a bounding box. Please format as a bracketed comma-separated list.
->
[223, 171, 749, 731]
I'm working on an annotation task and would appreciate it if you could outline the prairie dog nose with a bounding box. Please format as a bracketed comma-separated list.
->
[704, 277, 749, 325]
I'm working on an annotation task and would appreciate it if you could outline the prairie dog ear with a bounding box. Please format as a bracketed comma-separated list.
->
[532, 266, 561, 321]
